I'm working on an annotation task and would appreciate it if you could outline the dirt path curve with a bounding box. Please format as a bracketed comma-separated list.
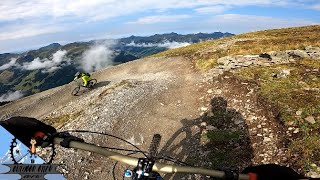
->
[0, 57, 202, 120]
[0, 55, 291, 180]
[0, 56, 207, 179]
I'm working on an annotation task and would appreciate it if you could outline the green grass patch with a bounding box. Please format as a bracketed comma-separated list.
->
[200, 130, 252, 169]
[0, 70, 14, 83]
[44, 111, 82, 128]
[203, 130, 242, 143]
[196, 58, 218, 70]
[153, 25, 320, 70]
[14, 70, 44, 92]
[289, 136, 320, 171]
[235, 59, 320, 172]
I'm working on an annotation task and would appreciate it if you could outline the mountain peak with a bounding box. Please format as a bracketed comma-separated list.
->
[38, 43, 62, 51]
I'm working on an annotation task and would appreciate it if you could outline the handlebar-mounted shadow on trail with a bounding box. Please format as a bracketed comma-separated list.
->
[158, 96, 254, 179]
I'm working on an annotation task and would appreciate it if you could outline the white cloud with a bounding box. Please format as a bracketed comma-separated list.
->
[0, 0, 301, 22]
[195, 5, 230, 13]
[0, 23, 66, 41]
[208, 14, 317, 33]
[127, 15, 191, 24]
[23, 58, 51, 70]
[0, 1, 52, 21]
[0, 91, 24, 102]
[0, 0, 317, 50]
[312, 4, 320, 10]
[52, 50, 68, 64]
[22, 50, 69, 72]
[81, 41, 116, 72]
[126, 41, 191, 49]
[0, 58, 17, 70]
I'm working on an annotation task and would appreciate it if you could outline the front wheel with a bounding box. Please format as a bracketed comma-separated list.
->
[72, 86, 80, 96]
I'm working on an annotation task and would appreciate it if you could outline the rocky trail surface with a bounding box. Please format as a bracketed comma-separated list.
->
[0, 53, 308, 179]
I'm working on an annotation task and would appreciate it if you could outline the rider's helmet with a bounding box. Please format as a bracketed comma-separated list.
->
[74, 72, 81, 78]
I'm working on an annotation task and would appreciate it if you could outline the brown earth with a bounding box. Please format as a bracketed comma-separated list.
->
[0, 56, 287, 179]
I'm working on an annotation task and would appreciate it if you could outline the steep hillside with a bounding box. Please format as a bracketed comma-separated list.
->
[0, 32, 232, 101]
[0, 26, 319, 179]
[157, 25, 320, 177]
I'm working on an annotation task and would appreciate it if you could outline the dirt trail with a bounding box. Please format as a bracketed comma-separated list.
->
[0, 57, 201, 120]
[0, 56, 207, 179]
[0, 56, 287, 179]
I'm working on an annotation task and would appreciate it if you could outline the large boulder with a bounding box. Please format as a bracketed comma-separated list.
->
[286, 50, 310, 59]
[305, 46, 320, 59]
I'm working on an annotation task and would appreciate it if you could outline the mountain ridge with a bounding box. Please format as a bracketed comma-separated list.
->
[0, 32, 233, 100]
[0, 25, 319, 179]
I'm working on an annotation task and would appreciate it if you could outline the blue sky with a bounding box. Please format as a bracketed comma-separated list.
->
[0, 0, 319, 53]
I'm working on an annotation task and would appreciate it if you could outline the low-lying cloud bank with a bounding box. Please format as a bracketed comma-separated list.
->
[0, 50, 70, 73]
[0, 91, 24, 102]
[22, 50, 69, 73]
[0, 43, 116, 73]
[0, 58, 18, 71]
[126, 41, 191, 49]
[81, 40, 116, 72]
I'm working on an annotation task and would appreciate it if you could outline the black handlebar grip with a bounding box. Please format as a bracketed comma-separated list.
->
[148, 134, 161, 159]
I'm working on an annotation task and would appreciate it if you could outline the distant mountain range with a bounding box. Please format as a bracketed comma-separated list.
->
[0, 32, 233, 102]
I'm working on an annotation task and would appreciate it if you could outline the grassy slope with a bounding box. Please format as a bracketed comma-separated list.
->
[156, 25, 320, 173]
[0, 70, 14, 83]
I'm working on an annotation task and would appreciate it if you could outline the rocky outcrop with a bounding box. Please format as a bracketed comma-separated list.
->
[216, 46, 320, 71]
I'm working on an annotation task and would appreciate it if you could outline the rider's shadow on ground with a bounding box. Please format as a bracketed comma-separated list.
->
[72, 81, 111, 96]
[94, 81, 111, 88]
[158, 96, 253, 179]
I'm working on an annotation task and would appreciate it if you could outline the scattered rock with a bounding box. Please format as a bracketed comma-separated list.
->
[307, 171, 320, 178]
[263, 137, 272, 142]
[247, 115, 257, 122]
[214, 89, 222, 94]
[207, 89, 213, 93]
[293, 128, 300, 134]
[311, 163, 317, 167]
[200, 107, 208, 111]
[200, 122, 207, 127]
[277, 69, 291, 78]
[259, 53, 272, 60]
[234, 118, 243, 125]
[306, 46, 320, 59]
[206, 125, 217, 131]
[93, 168, 102, 174]
[296, 110, 303, 116]
[217, 56, 233, 65]
[287, 121, 294, 126]
[305, 116, 316, 124]
[286, 50, 309, 59]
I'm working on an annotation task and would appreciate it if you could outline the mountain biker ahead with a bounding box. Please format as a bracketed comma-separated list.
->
[74, 72, 91, 87]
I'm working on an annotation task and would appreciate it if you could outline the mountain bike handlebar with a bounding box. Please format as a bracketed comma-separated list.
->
[53, 137, 250, 180]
